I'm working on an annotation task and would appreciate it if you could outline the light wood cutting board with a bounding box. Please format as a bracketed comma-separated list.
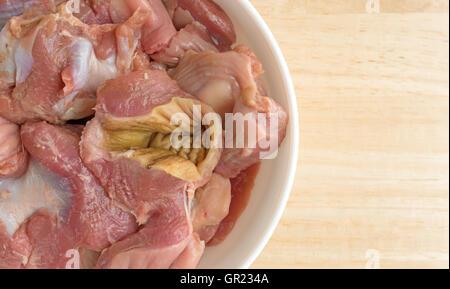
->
[248, 0, 449, 269]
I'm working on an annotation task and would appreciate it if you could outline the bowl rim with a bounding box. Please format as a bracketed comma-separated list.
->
[233, 0, 299, 268]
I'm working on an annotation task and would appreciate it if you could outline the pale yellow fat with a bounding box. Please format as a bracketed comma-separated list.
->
[102, 97, 222, 182]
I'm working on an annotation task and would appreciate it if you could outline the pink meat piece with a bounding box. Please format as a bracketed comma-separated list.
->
[78, 247, 101, 269]
[0, 122, 137, 268]
[162, 0, 191, 30]
[216, 99, 288, 178]
[81, 71, 193, 223]
[72, 0, 114, 24]
[171, 48, 288, 178]
[151, 21, 219, 67]
[0, 3, 148, 124]
[170, 50, 255, 118]
[106, 0, 176, 54]
[191, 173, 231, 232]
[189, 173, 230, 244]
[0, 0, 176, 39]
[196, 224, 218, 243]
[0, 0, 113, 28]
[87, 0, 114, 21]
[21, 122, 138, 252]
[81, 70, 212, 268]
[96, 198, 191, 268]
[0, 116, 28, 178]
[72, 0, 99, 24]
[170, 233, 204, 269]
[82, 126, 191, 225]
[0, 219, 30, 268]
[163, 0, 235, 48]
[18, 209, 78, 268]
[94, 69, 192, 118]
[140, 0, 176, 54]
[0, 0, 57, 28]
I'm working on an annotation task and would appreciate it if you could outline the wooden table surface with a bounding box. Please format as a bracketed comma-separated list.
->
[248, 0, 449, 269]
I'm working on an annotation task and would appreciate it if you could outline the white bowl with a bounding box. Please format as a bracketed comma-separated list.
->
[198, 0, 299, 269]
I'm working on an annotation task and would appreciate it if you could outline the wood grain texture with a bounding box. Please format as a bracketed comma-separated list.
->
[248, 0, 449, 269]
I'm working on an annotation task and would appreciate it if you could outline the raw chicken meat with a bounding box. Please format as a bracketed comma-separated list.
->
[0, 121, 137, 268]
[151, 21, 219, 67]
[163, 0, 235, 48]
[95, 199, 191, 268]
[81, 69, 222, 268]
[0, 0, 56, 28]
[0, 159, 71, 238]
[191, 173, 231, 233]
[22, 122, 138, 250]
[82, 70, 222, 202]
[1, 0, 117, 27]
[171, 49, 288, 178]
[0, 116, 28, 178]
[189, 173, 230, 244]
[81, 69, 222, 221]
[170, 233, 204, 269]
[83, 0, 176, 54]
[208, 162, 260, 246]
[0, 0, 289, 269]
[0, 2, 148, 123]
[170, 50, 258, 118]
[0, 215, 30, 268]
[72, 0, 113, 24]
[215, 96, 288, 178]
[118, 0, 176, 54]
